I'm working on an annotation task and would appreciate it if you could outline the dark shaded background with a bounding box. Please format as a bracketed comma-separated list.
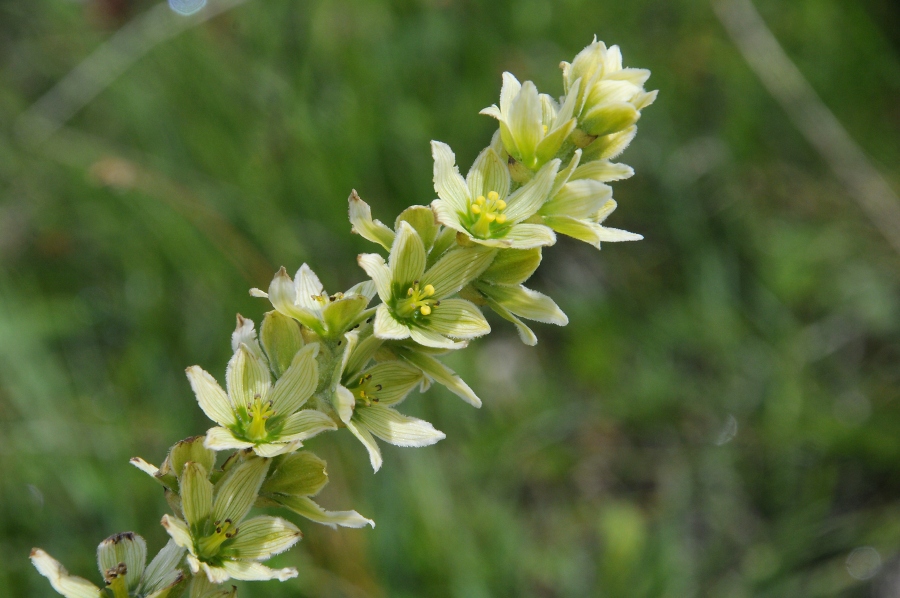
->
[2, 0, 900, 596]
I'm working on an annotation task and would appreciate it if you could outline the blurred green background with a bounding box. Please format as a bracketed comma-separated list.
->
[2, 0, 900, 596]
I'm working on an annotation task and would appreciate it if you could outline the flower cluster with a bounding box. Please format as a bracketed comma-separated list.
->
[31, 38, 654, 597]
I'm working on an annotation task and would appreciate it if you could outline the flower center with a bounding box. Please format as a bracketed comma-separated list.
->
[246, 394, 275, 441]
[469, 191, 507, 238]
[352, 373, 382, 406]
[103, 563, 129, 598]
[395, 281, 438, 318]
[198, 519, 238, 559]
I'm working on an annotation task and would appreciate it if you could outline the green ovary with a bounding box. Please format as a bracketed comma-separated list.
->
[246, 395, 275, 441]
[394, 282, 438, 318]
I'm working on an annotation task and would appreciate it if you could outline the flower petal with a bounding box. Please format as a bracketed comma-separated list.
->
[160, 515, 194, 555]
[503, 223, 557, 249]
[323, 294, 370, 336]
[252, 441, 302, 458]
[348, 190, 395, 251]
[220, 516, 301, 561]
[261, 451, 329, 497]
[259, 310, 305, 379]
[212, 457, 270, 525]
[373, 303, 411, 340]
[267, 267, 324, 332]
[572, 160, 634, 182]
[389, 221, 426, 289]
[421, 246, 496, 299]
[466, 147, 510, 201]
[279, 410, 338, 442]
[96, 538, 142, 597]
[424, 298, 490, 339]
[219, 561, 297, 582]
[30, 549, 102, 598]
[352, 361, 423, 406]
[186, 367, 235, 427]
[357, 253, 392, 303]
[431, 141, 470, 212]
[273, 495, 375, 529]
[542, 215, 641, 247]
[477, 283, 568, 325]
[507, 80, 543, 164]
[139, 540, 185, 595]
[180, 462, 213, 530]
[430, 198, 467, 234]
[355, 405, 445, 447]
[292, 264, 326, 314]
[333, 384, 355, 424]
[499, 71, 522, 117]
[504, 158, 560, 223]
[346, 420, 383, 472]
[484, 299, 538, 346]
[479, 248, 542, 286]
[267, 343, 319, 416]
[541, 179, 612, 220]
[204, 427, 254, 452]
[395, 205, 440, 251]
[409, 327, 467, 349]
[396, 349, 481, 407]
[226, 344, 272, 415]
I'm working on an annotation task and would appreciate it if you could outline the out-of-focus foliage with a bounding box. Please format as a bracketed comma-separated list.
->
[2, 0, 900, 596]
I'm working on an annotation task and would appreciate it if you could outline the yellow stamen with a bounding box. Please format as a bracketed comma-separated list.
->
[468, 190, 509, 238]
[420, 305, 431, 316]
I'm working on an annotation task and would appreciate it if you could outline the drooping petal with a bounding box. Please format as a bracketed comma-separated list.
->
[421, 246, 496, 299]
[204, 427, 254, 452]
[346, 279, 378, 302]
[409, 327, 467, 349]
[504, 158, 560, 223]
[267, 343, 319, 416]
[219, 561, 298, 582]
[139, 540, 185, 596]
[584, 126, 637, 161]
[279, 410, 338, 442]
[30, 549, 102, 598]
[466, 147, 511, 201]
[396, 349, 482, 407]
[535, 118, 576, 165]
[389, 222, 427, 289]
[346, 420, 383, 472]
[220, 516, 302, 561]
[230, 315, 262, 357]
[373, 303, 411, 340]
[503, 223, 557, 249]
[348, 190, 395, 250]
[357, 253, 392, 303]
[355, 405, 446, 447]
[212, 457, 270, 525]
[477, 283, 568, 325]
[186, 367, 236, 427]
[431, 141, 471, 213]
[581, 102, 640, 138]
[425, 298, 490, 339]
[542, 215, 641, 247]
[484, 299, 538, 346]
[273, 495, 375, 529]
[160, 515, 194, 555]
